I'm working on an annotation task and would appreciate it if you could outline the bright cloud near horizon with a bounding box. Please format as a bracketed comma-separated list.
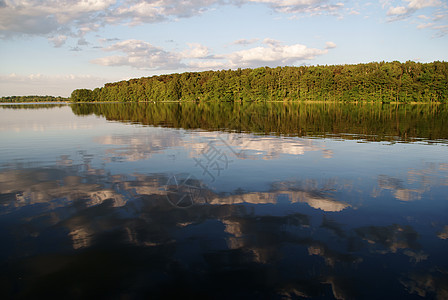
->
[1, 0, 447, 97]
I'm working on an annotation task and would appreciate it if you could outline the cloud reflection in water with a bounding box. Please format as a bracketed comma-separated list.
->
[0, 159, 446, 299]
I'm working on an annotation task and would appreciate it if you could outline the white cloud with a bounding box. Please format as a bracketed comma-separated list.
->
[107, 1, 168, 25]
[325, 41, 337, 49]
[432, 24, 448, 37]
[385, 0, 444, 17]
[110, 0, 225, 25]
[0, 0, 346, 43]
[383, 0, 448, 36]
[49, 35, 68, 47]
[182, 43, 211, 58]
[434, 12, 448, 21]
[387, 0, 442, 17]
[263, 38, 282, 47]
[247, 0, 344, 15]
[227, 43, 328, 67]
[92, 38, 333, 71]
[232, 38, 260, 46]
[417, 22, 435, 29]
[91, 39, 185, 70]
[387, 6, 408, 16]
[406, 0, 442, 10]
[0, 0, 114, 37]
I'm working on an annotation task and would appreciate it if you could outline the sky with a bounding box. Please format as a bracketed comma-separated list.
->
[0, 0, 447, 97]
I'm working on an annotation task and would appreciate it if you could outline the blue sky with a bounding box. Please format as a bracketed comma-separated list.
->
[1, 0, 447, 97]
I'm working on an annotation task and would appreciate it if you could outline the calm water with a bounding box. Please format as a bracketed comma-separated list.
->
[0, 103, 447, 299]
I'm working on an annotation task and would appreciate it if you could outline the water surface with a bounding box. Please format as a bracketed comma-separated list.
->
[0, 103, 447, 299]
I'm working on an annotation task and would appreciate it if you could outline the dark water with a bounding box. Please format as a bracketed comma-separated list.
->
[0, 103, 447, 299]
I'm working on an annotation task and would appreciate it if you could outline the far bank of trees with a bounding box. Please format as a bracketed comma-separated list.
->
[71, 61, 448, 103]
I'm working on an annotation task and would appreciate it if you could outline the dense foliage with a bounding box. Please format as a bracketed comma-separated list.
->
[71, 102, 448, 143]
[70, 89, 93, 102]
[0, 95, 68, 103]
[71, 61, 448, 103]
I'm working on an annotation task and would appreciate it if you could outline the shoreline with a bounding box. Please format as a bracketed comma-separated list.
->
[1, 100, 445, 105]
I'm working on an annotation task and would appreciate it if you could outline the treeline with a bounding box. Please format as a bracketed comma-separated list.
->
[71, 102, 448, 143]
[0, 95, 68, 103]
[71, 61, 448, 103]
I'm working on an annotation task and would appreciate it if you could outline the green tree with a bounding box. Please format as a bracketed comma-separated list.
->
[71, 89, 94, 102]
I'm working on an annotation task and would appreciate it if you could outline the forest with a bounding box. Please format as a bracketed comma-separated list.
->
[70, 102, 448, 143]
[70, 61, 448, 103]
[0, 95, 68, 103]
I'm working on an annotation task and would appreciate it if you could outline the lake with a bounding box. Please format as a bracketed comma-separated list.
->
[0, 102, 447, 299]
